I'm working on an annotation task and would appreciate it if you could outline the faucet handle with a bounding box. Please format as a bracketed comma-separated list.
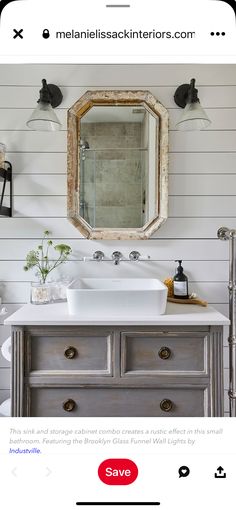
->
[93, 251, 105, 261]
[129, 251, 141, 262]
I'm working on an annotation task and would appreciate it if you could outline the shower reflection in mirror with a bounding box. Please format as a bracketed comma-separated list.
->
[79, 106, 158, 229]
[79, 139, 91, 224]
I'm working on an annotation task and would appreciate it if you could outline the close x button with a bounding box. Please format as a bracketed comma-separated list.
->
[13, 29, 23, 39]
[98, 458, 138, 485]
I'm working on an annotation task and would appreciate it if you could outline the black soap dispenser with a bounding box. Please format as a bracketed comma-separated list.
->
[173, 260, 189, 299]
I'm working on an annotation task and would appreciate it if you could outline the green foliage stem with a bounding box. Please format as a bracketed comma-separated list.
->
[23, 230, 72, 284]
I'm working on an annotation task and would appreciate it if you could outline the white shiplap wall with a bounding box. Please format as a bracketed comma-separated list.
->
[0, 64, 234, 416]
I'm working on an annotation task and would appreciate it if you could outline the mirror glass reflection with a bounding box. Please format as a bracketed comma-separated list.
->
[79, 106, 158, 229]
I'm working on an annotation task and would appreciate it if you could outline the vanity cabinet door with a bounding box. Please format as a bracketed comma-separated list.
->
[121, 331, 208, 376]
[28, 329, 113, 375]
[29, 387, 207, 417]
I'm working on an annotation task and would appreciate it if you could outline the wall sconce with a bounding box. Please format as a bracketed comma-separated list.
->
[27, 79, 63, 131]
[174, 78, 211, 131]
[0, 143, 12, 217]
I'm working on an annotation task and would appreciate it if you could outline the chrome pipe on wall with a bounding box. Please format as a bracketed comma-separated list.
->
[217, 226, 236, 417]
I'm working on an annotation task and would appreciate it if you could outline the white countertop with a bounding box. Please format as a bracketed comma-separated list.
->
[4, 302, 230, 326]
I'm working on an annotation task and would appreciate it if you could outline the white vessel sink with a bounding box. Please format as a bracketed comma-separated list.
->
[67, 278, 168, 317]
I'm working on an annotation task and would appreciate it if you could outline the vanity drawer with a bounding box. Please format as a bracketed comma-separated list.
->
[121, 332, 208, 375]
[29, 387, 207, 417]
[28, 331, 113, 374]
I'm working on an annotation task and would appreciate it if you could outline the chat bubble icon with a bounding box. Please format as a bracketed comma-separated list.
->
[178, 466, 190, 478]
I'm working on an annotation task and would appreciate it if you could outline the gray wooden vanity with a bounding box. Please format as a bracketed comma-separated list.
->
[6, 303, 229, 417]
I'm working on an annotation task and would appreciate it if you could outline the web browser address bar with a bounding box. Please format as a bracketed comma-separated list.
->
[0, 0, 235, 63]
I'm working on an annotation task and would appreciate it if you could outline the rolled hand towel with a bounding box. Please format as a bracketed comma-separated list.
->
[1, 336, 11, 362]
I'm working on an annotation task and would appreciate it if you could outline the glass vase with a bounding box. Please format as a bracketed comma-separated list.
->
[31, 282, 52, 305]
[50, 279, 71, 302]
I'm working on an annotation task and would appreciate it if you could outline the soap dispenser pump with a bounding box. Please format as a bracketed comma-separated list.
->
[173, 260, 189, 299]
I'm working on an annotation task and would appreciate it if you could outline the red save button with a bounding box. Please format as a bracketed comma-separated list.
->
[98, 458, 138, 485]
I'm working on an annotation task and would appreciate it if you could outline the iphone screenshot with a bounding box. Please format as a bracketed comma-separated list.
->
[0, 0, 235, 508]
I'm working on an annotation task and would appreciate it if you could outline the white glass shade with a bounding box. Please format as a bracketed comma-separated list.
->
[27, 102, 61, 131]
[176, 101, 211, 131]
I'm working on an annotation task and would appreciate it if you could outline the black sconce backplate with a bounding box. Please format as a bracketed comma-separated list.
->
[0, 161, 12, 217]
[39, 80, 63, 108]
[174, 83, 191, 108]
[174, 79, 199, 108]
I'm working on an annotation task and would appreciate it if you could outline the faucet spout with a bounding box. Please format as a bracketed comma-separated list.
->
[112, 251, 123, 266]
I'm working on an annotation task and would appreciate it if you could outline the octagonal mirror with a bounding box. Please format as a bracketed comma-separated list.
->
[67, 90, 168, 240]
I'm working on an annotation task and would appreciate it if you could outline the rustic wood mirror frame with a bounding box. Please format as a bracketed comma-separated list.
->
[67, 90, 169, 240]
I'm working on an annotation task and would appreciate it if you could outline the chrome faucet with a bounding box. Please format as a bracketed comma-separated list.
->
[93, 251, 105, 261]
[112, 251, 123, 265]
[129, 251, 141, 261]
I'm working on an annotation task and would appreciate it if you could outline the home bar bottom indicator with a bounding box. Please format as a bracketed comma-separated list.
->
[76, 503, 161, 507]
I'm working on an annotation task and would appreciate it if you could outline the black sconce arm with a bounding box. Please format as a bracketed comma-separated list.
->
[0, 161, 12, 217]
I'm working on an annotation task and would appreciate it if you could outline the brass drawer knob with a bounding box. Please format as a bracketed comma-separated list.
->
[63, 399, 76, 412]
[64, 346, 78, 359]
[158, 346, 171, 360]
[160, 399, 173, 412]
